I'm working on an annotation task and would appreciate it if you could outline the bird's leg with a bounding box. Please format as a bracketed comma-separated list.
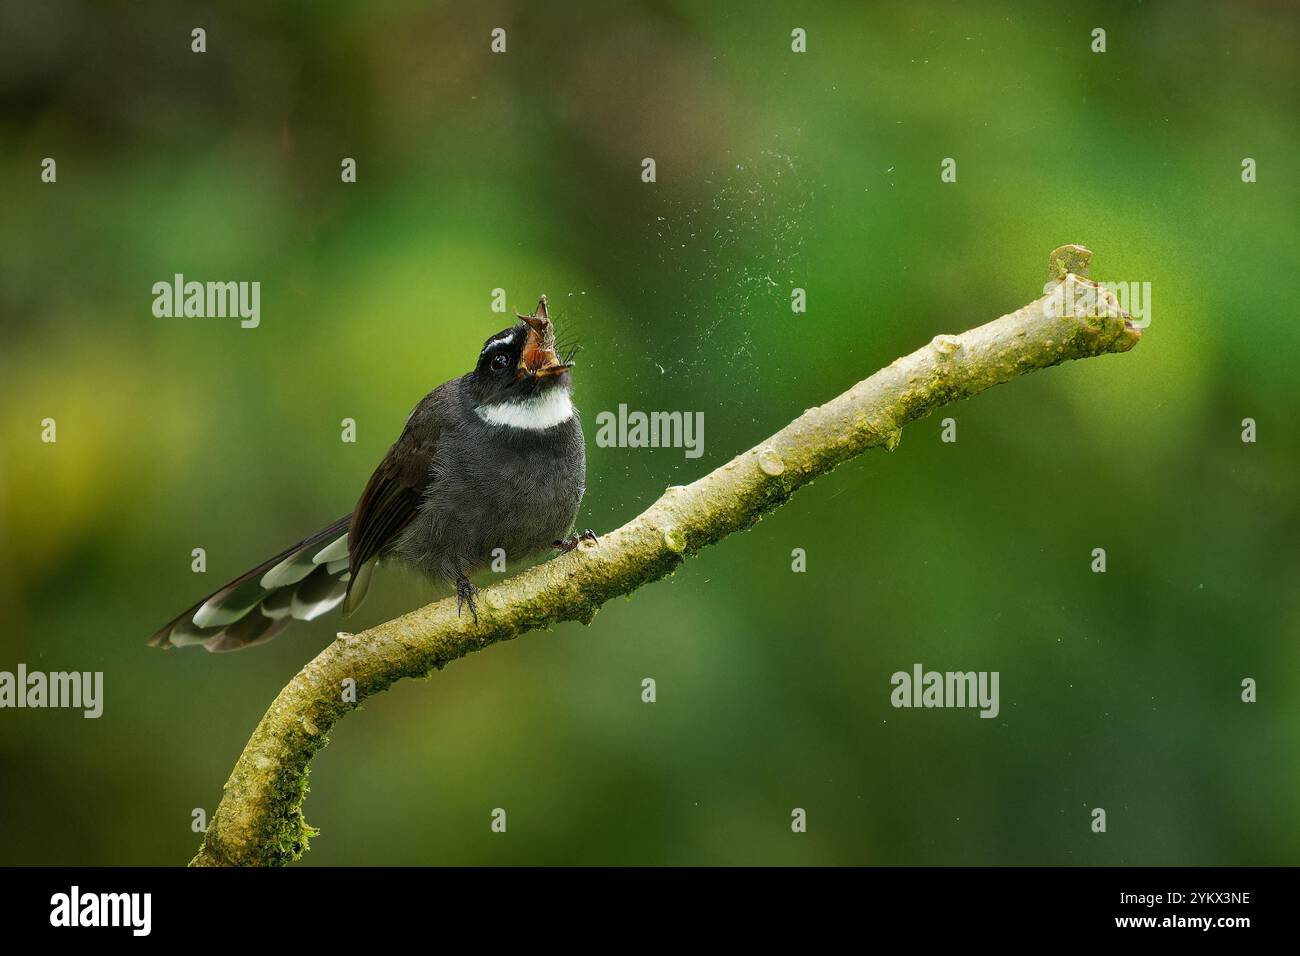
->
[553, 529, 599, 554]
[455, 574, 478, 623]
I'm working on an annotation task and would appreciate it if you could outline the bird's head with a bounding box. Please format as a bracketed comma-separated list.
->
[470, 296, 576, 419]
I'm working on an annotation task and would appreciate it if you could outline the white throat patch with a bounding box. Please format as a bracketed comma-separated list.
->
[475, 389, 574, 431]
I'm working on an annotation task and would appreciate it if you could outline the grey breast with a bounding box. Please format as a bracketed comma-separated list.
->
[393, 413, 585, 582]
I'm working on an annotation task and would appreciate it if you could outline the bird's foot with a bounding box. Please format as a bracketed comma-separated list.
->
[553, 529, 599, 554]
[455, 574, 478, 623]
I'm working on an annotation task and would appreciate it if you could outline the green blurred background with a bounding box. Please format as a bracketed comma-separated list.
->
[1, 0, 1297, 865]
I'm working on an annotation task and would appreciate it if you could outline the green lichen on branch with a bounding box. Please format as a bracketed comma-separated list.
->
[189, 245, 1141, 866]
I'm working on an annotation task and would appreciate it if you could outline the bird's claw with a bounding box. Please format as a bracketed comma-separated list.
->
[553, 529, 599, 554]
[455, 575, 478, 623]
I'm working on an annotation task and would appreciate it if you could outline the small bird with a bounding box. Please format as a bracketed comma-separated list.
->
[150, 296, 595, 652]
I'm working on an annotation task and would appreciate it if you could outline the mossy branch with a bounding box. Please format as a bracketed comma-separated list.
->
[190, 245, 1141, 866]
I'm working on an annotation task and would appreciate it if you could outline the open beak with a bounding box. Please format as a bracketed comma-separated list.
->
[517, 296, 574, 379]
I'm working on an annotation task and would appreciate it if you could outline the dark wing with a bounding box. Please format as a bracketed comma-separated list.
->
[149, 514, 352, 652]
[342, 397, 442, 615]
[150, 392, 444, 649]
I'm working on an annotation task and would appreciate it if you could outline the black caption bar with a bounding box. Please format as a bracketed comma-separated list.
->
[0, 866, 1281, 942]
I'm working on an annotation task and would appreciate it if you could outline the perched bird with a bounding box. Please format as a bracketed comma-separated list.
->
[150, 296, 595, 652]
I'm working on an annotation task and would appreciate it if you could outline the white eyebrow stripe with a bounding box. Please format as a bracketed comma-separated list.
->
[480, 331, 519, 356]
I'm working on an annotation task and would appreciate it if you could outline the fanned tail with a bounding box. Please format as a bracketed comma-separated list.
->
[149, 515, 368, 653]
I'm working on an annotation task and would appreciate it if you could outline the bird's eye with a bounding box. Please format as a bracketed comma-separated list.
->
[490, 353, 511, 372]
